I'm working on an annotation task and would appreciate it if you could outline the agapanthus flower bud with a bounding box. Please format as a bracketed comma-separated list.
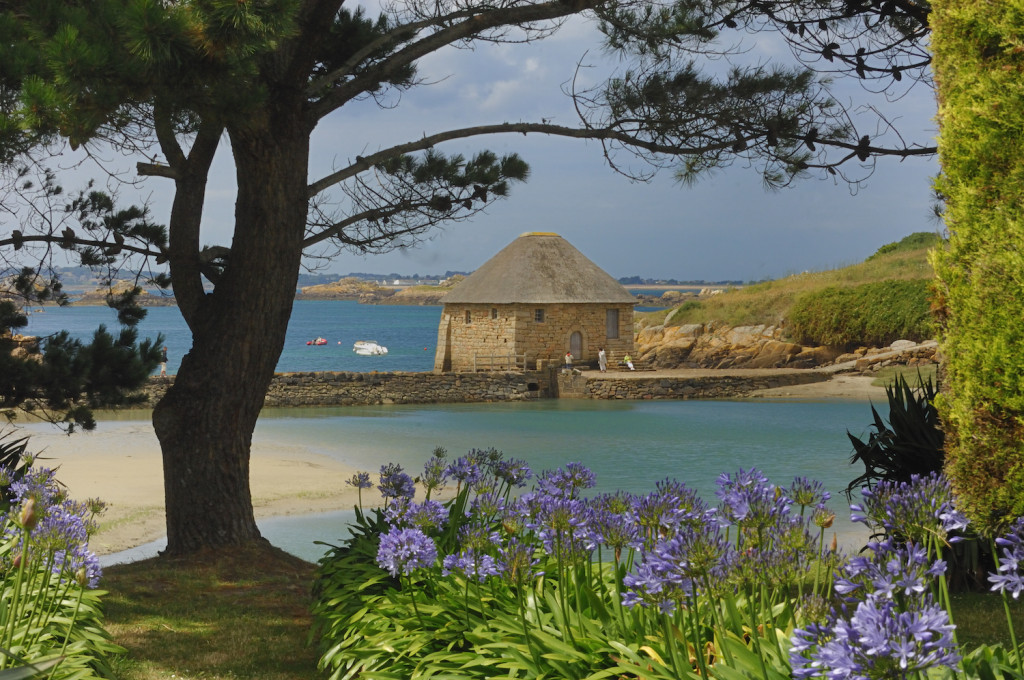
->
[19, 498, 37, 531]
[813, 505, 835, 529]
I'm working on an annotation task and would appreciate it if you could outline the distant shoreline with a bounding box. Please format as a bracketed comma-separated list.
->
[46, 282, 730, 306]
[626, 284, 736, 290]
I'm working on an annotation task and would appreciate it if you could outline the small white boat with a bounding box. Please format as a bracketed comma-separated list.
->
[353, 340, 388, 356]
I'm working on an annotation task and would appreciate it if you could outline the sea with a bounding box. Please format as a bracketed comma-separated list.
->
[21, 300, 877, 563]
[22, 296, 670, 374]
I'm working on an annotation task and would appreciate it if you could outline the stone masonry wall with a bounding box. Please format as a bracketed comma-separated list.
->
[438, 302, 634, 372]
[137, 370, 552, 407]
[134, 367, 829, 408]
[442, 303, 521, 372]
[557, 370, 830, 400]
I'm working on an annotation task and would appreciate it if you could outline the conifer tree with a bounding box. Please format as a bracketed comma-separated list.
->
[0, 0, 936, 554]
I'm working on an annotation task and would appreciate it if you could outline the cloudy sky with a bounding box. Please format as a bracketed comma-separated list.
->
[82, 11, 941, 283]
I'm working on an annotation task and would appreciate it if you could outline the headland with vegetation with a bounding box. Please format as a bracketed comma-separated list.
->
[632, 232, 940, 371]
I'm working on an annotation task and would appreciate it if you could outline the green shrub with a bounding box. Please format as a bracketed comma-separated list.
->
[931, 0, 1024, 536]
[867, 232, 943, 260]
[788, 279, 934, 347]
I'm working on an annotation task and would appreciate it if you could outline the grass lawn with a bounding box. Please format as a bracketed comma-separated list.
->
[953, 590, 1024, 650]
[102, 542, 321, 680]
[99, 540, 1024, 679]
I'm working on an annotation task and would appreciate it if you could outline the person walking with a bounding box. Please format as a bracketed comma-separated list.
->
[160, 346, 168, 377]
[598, 347, 607, 372]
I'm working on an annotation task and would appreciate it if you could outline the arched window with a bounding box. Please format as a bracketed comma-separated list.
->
[570, 331, 583, 359]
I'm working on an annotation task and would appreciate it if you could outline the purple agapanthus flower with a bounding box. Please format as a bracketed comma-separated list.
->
[835, 539, 945, 602]
[420, 448, 449, 497]
[6, 469, 104, 587]
[622, 558, 685, 613]
[789, 477, 832, 510]
[590, 492, 641, 558]
[345, 471, 373, 490]
[793, 533, 958, 680]
[716, 468, 791, 533]
[521, 486, 596, 564]
[376, 527, 437, 577]
[470, 490, 506, 519]
[442, 550, 500, 582]
[630, 479, 710, 548]
[386, 499, 449, 530]
[378, 463, 416, 502]
[623, 514, 736, 612]
[535, 462, 596, 499]
[790, 597, 958, 680]
[850, 473, 968, 545]
[8, 466, 60, 509]
[990, 517, 1024, 599]
[445, 456, 483, 489]
[493, 458, 533, 488]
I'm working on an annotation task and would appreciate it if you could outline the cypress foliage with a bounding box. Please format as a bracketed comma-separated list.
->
[930, 0, 1024, 536]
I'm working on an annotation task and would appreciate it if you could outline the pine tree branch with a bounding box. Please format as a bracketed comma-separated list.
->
[307, 119, 935, 197]
[309, 0, 595, 118]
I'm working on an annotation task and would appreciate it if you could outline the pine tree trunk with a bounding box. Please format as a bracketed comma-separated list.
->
[152, 118, 310, 555]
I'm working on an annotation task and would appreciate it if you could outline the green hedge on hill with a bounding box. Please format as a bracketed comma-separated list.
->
[788, 279, 934, 348]
[866, 232, 943, 261]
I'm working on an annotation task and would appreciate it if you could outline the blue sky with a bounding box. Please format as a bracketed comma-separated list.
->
[73, 13, 941, 283]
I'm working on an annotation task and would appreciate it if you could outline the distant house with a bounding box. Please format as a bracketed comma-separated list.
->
[433, 232, 635, 372]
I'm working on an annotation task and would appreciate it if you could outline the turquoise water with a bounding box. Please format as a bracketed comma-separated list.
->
[103, 399, 874, 564]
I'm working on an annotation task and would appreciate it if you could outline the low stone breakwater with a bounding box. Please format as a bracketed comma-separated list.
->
[136, 367, 833, 407]
[139, 370, 552, 407]
[556, 370, 829, 400]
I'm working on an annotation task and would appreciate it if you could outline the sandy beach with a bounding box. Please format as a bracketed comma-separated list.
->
[27, 421, 382, 556]
[23, 373, 883, 557]
[748, 373, 887, 400]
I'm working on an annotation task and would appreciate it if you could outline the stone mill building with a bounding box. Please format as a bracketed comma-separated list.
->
[433, 232, 636, 373]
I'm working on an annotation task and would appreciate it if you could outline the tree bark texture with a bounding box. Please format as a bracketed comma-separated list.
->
[152, 114, 311, 555]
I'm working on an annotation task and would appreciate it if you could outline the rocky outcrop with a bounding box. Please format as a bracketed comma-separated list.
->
[635, 320, 937, 371]
[634, 290, 700, 307]
[3, 332, 41, 362]
[297, 277, 396, 302]
[374, 286, 448, 305]
[73, 281, 176, 306]
[297, 276, 465, 305]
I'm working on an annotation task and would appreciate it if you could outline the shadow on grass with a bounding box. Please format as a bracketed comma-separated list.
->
[102, 541, 321, 680]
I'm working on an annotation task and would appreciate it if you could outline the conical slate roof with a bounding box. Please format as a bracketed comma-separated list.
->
[443, 232, 636, 304]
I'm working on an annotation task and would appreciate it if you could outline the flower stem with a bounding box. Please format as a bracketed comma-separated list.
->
[662, 613, 684, 679]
